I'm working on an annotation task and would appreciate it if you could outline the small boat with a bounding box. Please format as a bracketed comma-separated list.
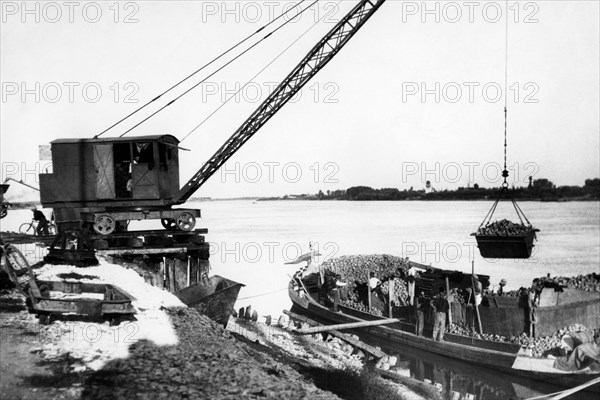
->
[176, 275, 244, 327]
[288, 278, 600, 392]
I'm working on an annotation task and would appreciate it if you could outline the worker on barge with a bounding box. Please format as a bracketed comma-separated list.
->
[431, 288, 449, 342]
[369, 272, 384, 303]
[406, 265, 418, 305]
[472, 274, 483, 306]
[495, 278, 507, 296]
[415, 291, 426, 336]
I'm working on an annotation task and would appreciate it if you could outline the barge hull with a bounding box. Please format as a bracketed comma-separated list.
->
[288, 282, 600, 391]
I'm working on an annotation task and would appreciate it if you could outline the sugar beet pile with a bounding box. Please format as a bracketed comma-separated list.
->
[319, 255, 600, 359]
[321, 255, 411, 315]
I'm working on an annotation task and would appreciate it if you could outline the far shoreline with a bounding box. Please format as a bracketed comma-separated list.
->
[253, 197, 598, 202]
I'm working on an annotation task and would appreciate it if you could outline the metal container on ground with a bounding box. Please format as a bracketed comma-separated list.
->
[176, 275, 244, 328]
[30, 280, 136, 325]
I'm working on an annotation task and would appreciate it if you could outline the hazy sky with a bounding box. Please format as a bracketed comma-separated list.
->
[1, 0, 598, 199]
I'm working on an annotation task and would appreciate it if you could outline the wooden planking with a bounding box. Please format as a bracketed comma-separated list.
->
[98, 247, 190, 255]
[536, 300, 600, 336]
[164, 257, 187, 293]
[189, 256, 200, 284]
[173, 258, 188, 292]
[41, 142, 97, 203]
[284, 310, 386, 358]
[132, 163, 159, 199]
[89, 228, 208, 239]
[295, 318, 401, 334]
[93, 143, 116, 199]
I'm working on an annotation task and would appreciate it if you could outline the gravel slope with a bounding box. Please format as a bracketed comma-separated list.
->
[82, 308, 343, 400]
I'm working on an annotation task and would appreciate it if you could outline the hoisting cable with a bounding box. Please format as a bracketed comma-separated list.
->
[502, 0, 530, 227]
[118, 0, 320, 138]
[180, 0, 338, 143]
[93, 0, 310, 139]
[478, 196, 501, 228]
[479, 0, 525, 228]
[237, 287, 288, 300]
[501, 0, 509, 189]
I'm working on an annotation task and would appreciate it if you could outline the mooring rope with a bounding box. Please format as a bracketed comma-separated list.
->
[237, 287, 288, 300]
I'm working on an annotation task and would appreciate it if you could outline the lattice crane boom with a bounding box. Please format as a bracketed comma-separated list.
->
[173, 0, 386, 204]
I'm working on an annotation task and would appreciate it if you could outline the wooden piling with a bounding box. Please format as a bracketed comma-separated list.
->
[367, 268, 372, 312]
[192, 256, 198, 283]
[143, 257, 164, 289]
[446, 277, 452, 323]
[164, 257, 175, 292]
[333, 288, 340, 312]
[471, 261, 483, 334]
[103, 237, 211, 296]
[388, 279, 394, 318]
[173, 257, 188, 292]
[186, 256, 190, 287]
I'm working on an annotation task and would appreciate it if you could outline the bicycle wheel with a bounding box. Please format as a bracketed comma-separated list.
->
[19, 223, 34, 235]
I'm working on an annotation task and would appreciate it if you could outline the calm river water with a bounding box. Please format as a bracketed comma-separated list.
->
[3, 200, 598, 399]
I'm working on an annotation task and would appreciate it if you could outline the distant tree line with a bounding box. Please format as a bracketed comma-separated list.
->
[285, 178, 600, 201]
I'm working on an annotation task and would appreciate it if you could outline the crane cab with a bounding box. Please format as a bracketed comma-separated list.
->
[39, 135, 200, 235]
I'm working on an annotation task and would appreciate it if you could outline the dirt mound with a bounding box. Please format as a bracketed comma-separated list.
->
[83, 308, 343, 399]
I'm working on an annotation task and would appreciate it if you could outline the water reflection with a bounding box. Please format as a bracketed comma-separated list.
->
[369, 339, 598, 400]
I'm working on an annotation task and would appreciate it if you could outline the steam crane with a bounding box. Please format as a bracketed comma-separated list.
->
[39, 1, 386, 243]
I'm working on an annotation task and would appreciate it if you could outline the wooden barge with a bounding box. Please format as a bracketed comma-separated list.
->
[289, 279, 600, 391]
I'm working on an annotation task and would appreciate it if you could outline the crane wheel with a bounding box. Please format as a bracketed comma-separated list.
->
[93, 215, 116, 235]
[175, 212, 196, 232]
[161, 218, 177, 231]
